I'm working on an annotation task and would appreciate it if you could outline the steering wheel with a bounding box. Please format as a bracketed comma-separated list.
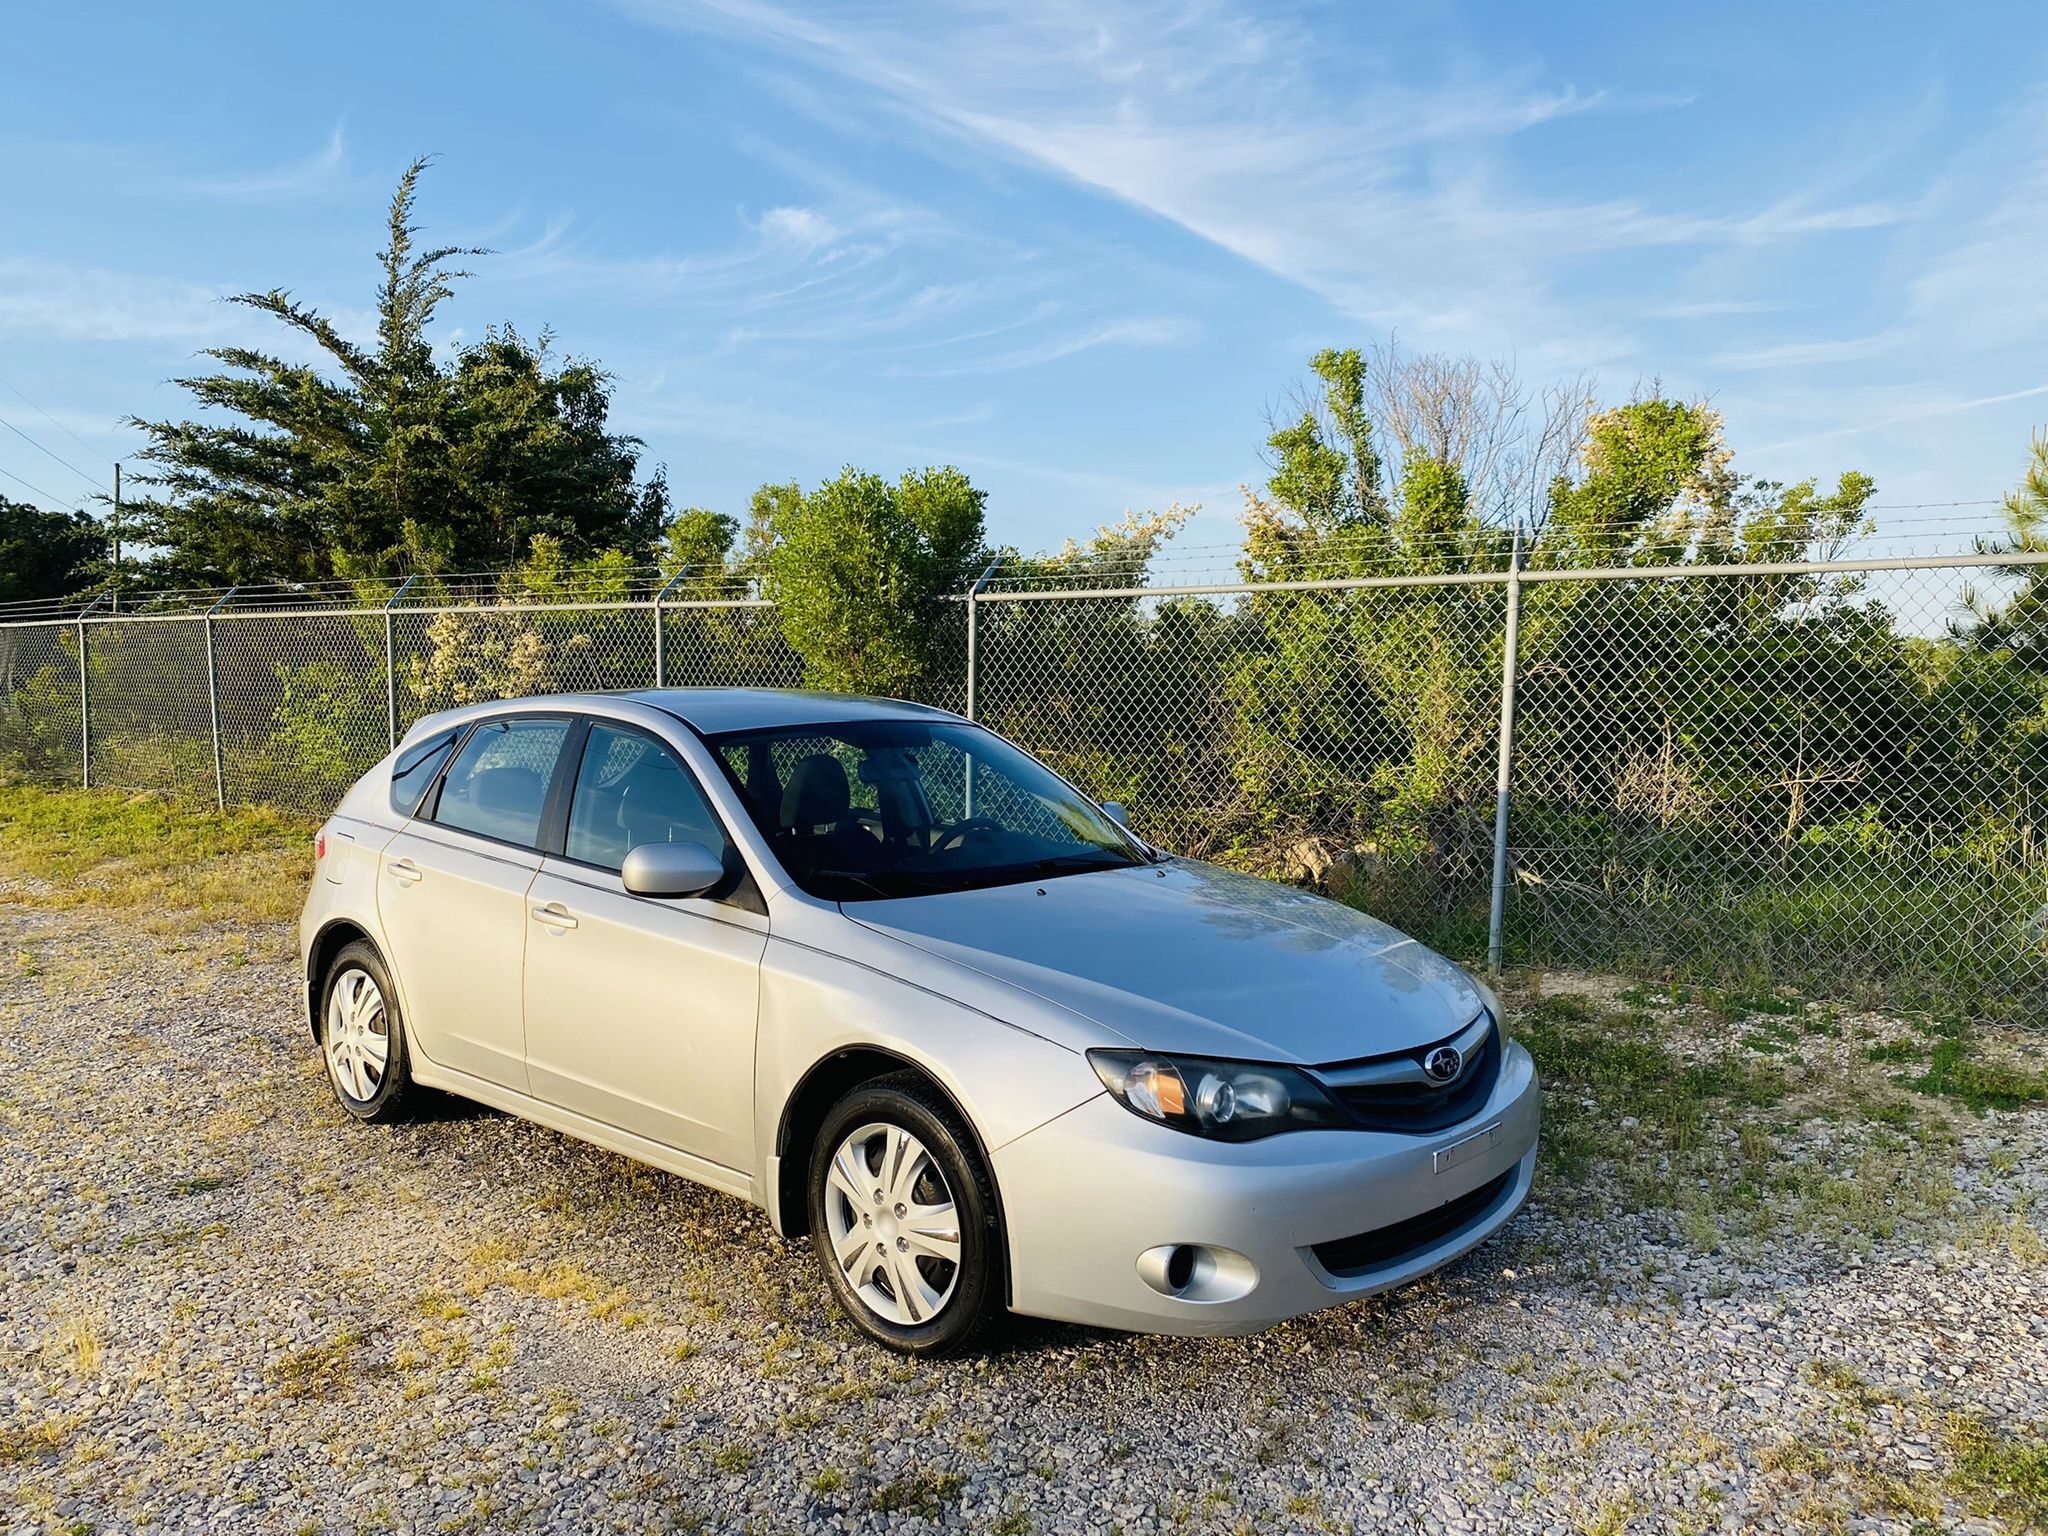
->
[932, 817, 1006, 853]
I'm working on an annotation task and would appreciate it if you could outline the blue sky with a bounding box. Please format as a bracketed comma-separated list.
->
[3, 2, 2046, 562]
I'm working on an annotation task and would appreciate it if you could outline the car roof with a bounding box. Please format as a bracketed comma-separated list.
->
[397, 688, 963, 751]
[620, 687, 962, 734]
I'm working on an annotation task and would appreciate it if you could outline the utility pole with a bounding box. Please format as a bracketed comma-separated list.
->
[111, 462, 122, 612]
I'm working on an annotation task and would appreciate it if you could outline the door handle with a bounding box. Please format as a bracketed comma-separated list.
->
[388, 858, 423, 885]
[531, 903, 578, 930]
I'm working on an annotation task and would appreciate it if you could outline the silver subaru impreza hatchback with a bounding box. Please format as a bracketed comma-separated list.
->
[300, 688, 1539, 1354]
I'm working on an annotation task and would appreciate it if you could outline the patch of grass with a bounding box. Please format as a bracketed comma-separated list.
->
[270, 1329, 365, 1401]
[870, 1469, 966, 1517]
[1804, 1359, 1885, 1412]
[1515, 1001, 1787, 1200]
[0, 784, 311, 924]
[167, 1173, 232, 1197]
[1512, 990, 1967, 1252]
[1943, 1412, 2048, 1528]
[51, 1314, 102, 1376]
[709, 1443, 757, 1474]
[808, 1466, 846, 1495]
[1706, 986, 1797, 1020]
[0, 1413, 81, 1465]
[1759, 1440, 1830, 1476]
[1908, 1035, 2048, 1112]
[1576, 1494, 1641, 1535]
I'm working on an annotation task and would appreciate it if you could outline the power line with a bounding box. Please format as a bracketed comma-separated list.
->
[0, 462, 67, 505]
[0, 371, 120, 470]
[0, 410, 111, 495]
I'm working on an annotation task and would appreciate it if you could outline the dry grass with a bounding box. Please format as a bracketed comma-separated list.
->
[0, 783, 311, 925]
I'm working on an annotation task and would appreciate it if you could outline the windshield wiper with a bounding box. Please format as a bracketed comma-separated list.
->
[1018, 851, 1135, 877]
[807, 868, 909, 900]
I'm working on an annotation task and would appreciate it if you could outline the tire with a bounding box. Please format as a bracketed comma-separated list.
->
[808, 1072, 1004, 1356]
[317, 940, 420, 1124]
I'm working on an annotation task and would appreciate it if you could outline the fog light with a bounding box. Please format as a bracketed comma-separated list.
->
[1135, 1244, 1258, 1303]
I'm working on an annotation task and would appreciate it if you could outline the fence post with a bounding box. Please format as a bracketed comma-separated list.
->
[75, 592, 108, 789]
[77, 616, 90, 789]
[384, 574, 418, 750]
[964, 557, 1003, 722]
[204, 588, 237, 809]
[652, 568, 690, 688]
[962, 559, 1003, 819]
[1486, 526, 1525, 977]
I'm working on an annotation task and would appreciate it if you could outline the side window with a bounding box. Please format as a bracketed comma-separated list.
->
[432, 717, 570, 848]
[567, 724, 730, 873]
[389, 729, 459, 817]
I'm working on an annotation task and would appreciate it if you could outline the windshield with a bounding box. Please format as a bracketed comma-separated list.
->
[706, 718, 1151, 901]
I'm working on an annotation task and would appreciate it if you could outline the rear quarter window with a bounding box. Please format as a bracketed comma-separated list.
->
[389, 729, 459, 817]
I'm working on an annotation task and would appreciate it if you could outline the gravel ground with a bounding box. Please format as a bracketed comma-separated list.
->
[3, 891, 2045, 1535]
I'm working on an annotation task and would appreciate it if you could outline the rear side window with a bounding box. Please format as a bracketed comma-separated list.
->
[432, 717, 570, 848]
[389, 729, 459, 817]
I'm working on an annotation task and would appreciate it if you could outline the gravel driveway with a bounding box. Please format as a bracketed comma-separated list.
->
[3, 890, 2045, 1535]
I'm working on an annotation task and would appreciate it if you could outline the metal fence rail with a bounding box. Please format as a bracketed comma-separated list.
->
[5, 551, 2046, 1011]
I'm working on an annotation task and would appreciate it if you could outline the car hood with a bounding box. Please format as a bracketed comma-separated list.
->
[846, 859, 1483, 1064]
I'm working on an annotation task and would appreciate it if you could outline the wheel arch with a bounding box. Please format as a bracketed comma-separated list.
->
[305, 917, 378, 1039]
[774, 1046, 1006, 1288]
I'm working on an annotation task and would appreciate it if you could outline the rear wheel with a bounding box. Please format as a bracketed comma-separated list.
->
[319, 941, 419, 1123]
[808, 1074, 1003, 1356]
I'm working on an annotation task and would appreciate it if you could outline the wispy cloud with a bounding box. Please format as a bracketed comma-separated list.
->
[754, 204, 841, 250]
[179, 125, 348, 199]
[612, 0, 1908, 364]
[1905, 90, 2048, 352]
[1709, 329, 1910, 371]
[0, 257, 227, 342]
[904, 316, 1197, 377]
[1648, 298, 1794, 320]
[0, 256, 376, 360]
[1751, 383, 2048, 454]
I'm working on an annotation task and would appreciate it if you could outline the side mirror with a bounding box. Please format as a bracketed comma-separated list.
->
[621, 841, 724, 899]
[1100, 801, 1130, 829]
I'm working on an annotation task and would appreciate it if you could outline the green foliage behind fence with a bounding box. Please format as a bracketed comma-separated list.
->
[5, 556, 2047, 1017]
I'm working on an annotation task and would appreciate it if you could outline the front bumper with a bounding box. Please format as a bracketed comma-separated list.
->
[993, 1040, 1540, 1335]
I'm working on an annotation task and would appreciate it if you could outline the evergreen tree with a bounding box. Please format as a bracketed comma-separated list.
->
[125, 159, 667, 585]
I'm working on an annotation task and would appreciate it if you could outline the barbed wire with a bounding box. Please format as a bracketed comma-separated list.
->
[0, 503, 2025, 621]
[0, 564, 767, 622]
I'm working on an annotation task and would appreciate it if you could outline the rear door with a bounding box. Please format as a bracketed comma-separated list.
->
[522, 719, 766, 1172]
[378, 713, 573, 1092]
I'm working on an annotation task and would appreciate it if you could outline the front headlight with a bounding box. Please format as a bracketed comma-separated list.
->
[1086, 1050, 1351, 1141]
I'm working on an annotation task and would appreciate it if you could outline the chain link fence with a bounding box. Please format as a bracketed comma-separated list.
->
[973, 552, 2048, 1013]
[5, 553, 2046, 1010]
[0, 591, 798, 817]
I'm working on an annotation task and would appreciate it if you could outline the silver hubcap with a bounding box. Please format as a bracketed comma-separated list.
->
[324, 967, 390, 1104]
[823, 1122, 961, 1326]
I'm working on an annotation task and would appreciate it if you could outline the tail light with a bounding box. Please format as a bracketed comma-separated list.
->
[315, 831, 327, 861]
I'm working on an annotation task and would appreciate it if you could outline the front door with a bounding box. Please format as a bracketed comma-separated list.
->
[521, 721, 766, 1173]
[377, 714, 572, 1091]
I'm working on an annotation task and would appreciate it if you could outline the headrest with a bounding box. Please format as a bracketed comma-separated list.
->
[472, 765, 543, 814]
[780, 753, 851, 830]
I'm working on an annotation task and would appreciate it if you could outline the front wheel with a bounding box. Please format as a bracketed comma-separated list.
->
[808, 1074, 1003, 1356]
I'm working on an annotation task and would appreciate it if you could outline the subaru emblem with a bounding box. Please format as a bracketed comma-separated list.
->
[1422, 1045, 1463, 1084]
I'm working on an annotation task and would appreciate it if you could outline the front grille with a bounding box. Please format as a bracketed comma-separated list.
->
[1311, 1168, 1516, 1278]
[1316, 1018, 1503, 1133]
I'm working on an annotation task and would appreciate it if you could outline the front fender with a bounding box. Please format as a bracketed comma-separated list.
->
[754, 934, 1102, 1234]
